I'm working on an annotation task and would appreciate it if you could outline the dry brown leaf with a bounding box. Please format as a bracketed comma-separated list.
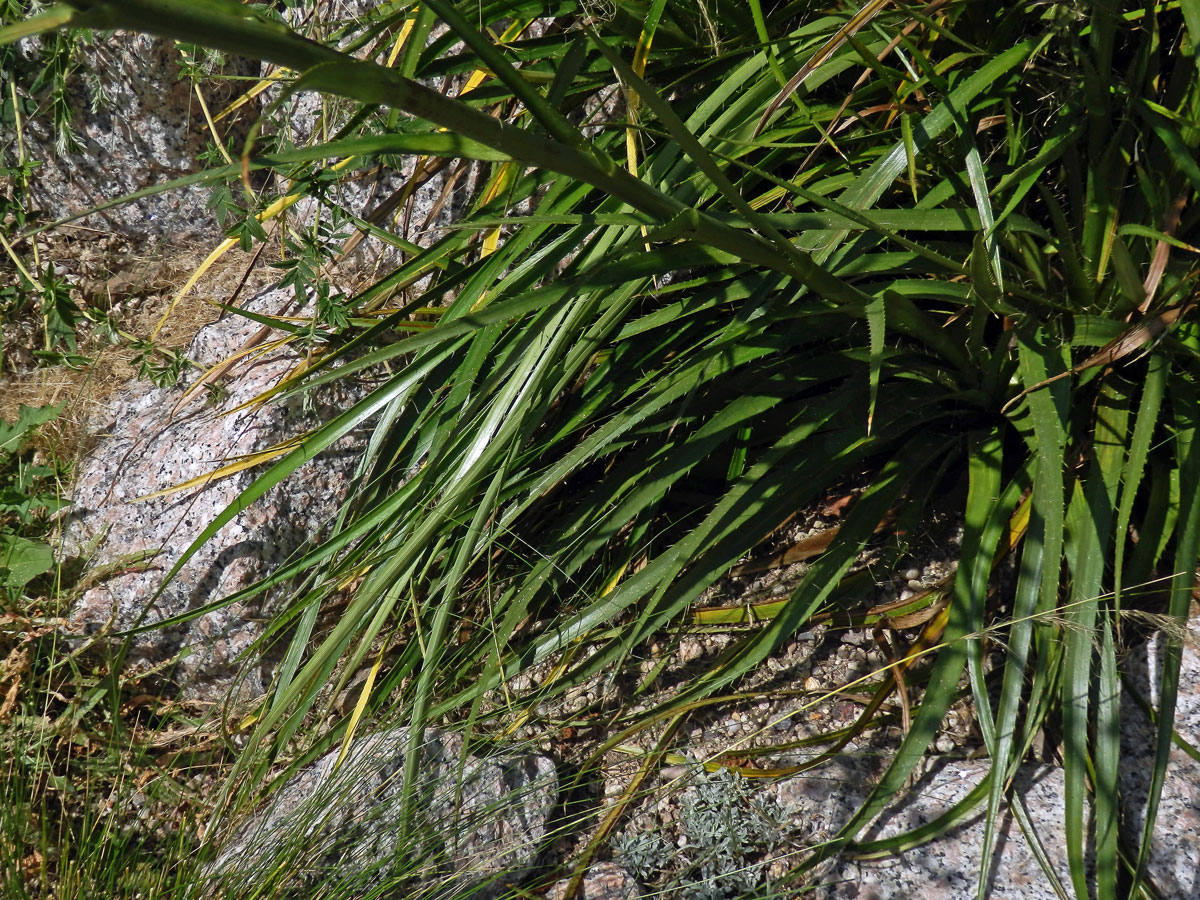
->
[754, 0, 895, 138]
[1141, 192, 1188, 312]
[1002, 304, 1190, 414]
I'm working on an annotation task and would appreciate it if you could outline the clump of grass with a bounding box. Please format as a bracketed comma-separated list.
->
[0, 403, 216, 894]
[2, 2, 1199, 899]
[0, 587, 221, 898]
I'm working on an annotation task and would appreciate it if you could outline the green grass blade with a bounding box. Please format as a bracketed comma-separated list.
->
[865, 292, 884, 434]
[1130, 375, 1200, 894]
[1114, 353, 1168, 608]
[1062, 382, 1128, 899]
[976, 328, 1070, 898]
[1095, 619, 1120, 900]
[421, 0, 582, 145]
[802, 430, 1007, 873]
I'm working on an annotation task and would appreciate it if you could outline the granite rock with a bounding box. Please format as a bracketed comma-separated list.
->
[1119, 619, 1200, 897]
[261, 4, 482, 277]
[544, 863, 641, 900]
[64, 284, 368, 700]
[802, 759, 1077, 900]
[778, 614, 1200, 900]
[209, 727, 558, 899]
[7, 31, 256, 241]
[772, 754, 884, 849]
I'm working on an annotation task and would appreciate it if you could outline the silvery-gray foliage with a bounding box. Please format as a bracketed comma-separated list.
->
[615, 765, 792, 900]
[610, 830, 673, 882]
[680, 767, 789, 899]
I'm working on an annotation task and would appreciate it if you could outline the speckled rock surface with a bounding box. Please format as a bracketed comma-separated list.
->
[1119, 619, 1200, 898]
[597, 619, 1200, 900]
[268, 0, 411, 246]
[8, 32, 256, 241]
[544, 863, 641, 900]
[209, 728, 558, 900]
[64, 284, 368, 700]
[806, 759, 1076, 899]
[261, 6, 478, 277]
[772, 755, 885, 848]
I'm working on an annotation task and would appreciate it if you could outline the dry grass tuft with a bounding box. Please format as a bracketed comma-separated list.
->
[1, 235, 283, 467]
